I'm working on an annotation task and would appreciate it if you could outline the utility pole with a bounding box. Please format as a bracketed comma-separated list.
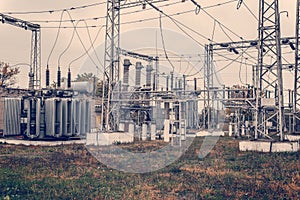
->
[256, 0, 285, 141]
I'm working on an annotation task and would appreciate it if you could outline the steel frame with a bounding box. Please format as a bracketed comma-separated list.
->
[0, 13, 41, 90]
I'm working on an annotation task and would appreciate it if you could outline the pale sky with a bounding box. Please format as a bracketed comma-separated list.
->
[0, 0, 297, 91]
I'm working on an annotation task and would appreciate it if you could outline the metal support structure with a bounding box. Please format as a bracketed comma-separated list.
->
[256, 0, 284, 141]
[101, 0, 172, 131]
[30, 30, 41, 90]
[102, 0, 121, 131]
[0, 13, 41, 90]
[117, 47, 158, 63]
[212, 36, 296, 51]
[203, 44, 214, 129]
[294, 0, 300, 133]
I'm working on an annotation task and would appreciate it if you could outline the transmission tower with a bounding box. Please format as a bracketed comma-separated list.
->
[101, 0, 168, 131]
[30, 30, 41, 90]
[255, 0, 285, 141]
[101, 0, 121, 131]
[203, 44, 214, 129]
[294, 0, 300, 133]
[0, 13, 41, 90]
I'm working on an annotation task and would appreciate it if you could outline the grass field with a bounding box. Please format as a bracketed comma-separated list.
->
[0, 137, 299, 199]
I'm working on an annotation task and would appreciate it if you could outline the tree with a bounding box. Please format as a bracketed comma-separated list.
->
[0, 62, 20, 88]
[75, 72, 98, 82]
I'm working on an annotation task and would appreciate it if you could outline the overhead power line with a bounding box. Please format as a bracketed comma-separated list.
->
[29, 0, 237, 24]
[2, 1, 107, 15]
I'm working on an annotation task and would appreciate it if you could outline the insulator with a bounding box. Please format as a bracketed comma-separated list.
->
[123, 59, 131, 84]
[28, 72, 34, 90]
[67, 70, 71, 88]
[170, 72, 174, 90]
[183, 75, 186, 92]
[152, 75, 156, 91]
[146, 65, 153, 87]
[46, 68, 50, 87]
[135, 62, 143, 87]
[57, 69, 61, 88]
[166, 76, 169, 91]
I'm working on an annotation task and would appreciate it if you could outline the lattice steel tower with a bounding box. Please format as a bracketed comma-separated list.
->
[30, 29, 41, 90]
[102, 0, 121, 131]
[255, 0, 285, 141]
[294, 0, 300, 133]
[0, 13, 41, 90]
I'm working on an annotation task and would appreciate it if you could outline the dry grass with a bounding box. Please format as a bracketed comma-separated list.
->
[0, 137, 299, 199]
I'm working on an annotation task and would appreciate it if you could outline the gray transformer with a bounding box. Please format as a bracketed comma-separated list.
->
[0, 96, 92, 139]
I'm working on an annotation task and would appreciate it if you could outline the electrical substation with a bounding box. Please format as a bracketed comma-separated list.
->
[0, 0, 300, 152]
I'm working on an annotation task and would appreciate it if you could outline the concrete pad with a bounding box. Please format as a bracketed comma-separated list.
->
[196, 131, 224, 137]
[285, 135, 300, 141]
[271, 142, 299, 152]
[239, 141, 271, 152]
[163, 120, 170, 142]
[239, 141, 300, 152]
[0, 139, 85, 146]
[86, 132, 134, 146]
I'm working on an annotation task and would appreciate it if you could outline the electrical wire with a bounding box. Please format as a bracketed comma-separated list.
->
[238, 52, 248, 85]
[145, 0, 259, 72]
[184, 61, 205, 77]
[216, 20, 260, 65]
[9, 63, 30, 68]
[214, 50, 249, 74]
[58, 20, 78, 67]
[81, 20, 103, 68]
[8, 0, 282, 78]
[30, 16, 105, 23]
[212, 63, 223, 85]
[218, 22, 234, 42]
[68, 25, 105, 69]
[38, 9, 197, 28]
[1, 1, 292, 87]
[29, 0, 180, 23]
[134, 0, 260, 81]
[215, 49, 256, 66]
[159, 14, 175, 72]
[242, 1, 259, 21]
[46, 10, 65, 68]
[201, 9, 244, 40]
[3, 1, 107, 15]
[38, 0, 257, 72]
[64, 10, 102, 69]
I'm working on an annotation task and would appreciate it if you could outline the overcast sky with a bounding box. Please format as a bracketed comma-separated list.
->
[0, 0, 297, 89]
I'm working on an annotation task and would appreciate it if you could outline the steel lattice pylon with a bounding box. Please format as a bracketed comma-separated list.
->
[101, 0, 172, 131]
[101, 0, 121, 131]
[255, 0, 285, 141]
[0, 13, 41, 90]
[294, 0, 300, 132]
[203, 44, 214, 129]
[30, 30, 41, 90]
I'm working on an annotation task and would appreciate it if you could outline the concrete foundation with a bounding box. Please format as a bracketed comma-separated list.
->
[285, 134, 300, 141]
[86, 132, 134, 146]
[239, 141, 300, 152]
[196, 131, 225, 137]
[0, 139, 85, 146]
